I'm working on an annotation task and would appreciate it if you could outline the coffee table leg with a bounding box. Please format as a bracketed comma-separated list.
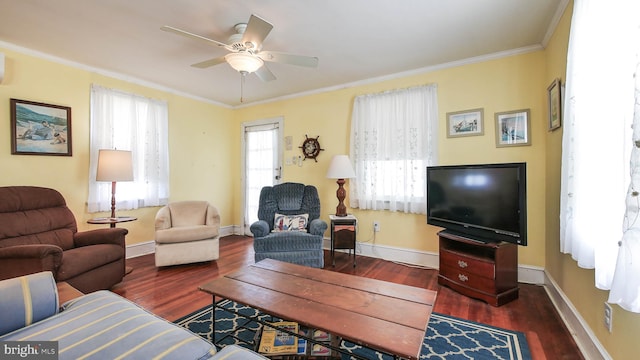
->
[211, 295, 216, 344]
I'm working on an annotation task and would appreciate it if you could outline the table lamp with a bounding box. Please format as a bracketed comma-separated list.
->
[326, 155, 356, 217]
[96, 149, 133, 219]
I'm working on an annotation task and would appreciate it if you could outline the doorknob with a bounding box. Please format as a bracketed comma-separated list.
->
[275, 166, 282, 180]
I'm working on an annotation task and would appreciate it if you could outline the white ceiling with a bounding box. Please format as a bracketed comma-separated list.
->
[0, 0, 567, 107]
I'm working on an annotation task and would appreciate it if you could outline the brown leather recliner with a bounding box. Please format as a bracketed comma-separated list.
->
[0, 186, 128, 293]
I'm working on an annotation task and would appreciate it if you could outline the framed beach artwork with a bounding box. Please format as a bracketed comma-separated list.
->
[446, 108, 484, 138]
[547, 78, 562, 131]
[10, 98, 72, 156]
[495, 109, 531, 147]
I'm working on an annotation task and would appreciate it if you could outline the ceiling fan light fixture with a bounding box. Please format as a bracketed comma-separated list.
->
[225, 52, 264, 74]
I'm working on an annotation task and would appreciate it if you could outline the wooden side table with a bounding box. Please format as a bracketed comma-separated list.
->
[87, 216, 137, 228]
[329, 214, 357, 267]
[57, 281, 83, 304]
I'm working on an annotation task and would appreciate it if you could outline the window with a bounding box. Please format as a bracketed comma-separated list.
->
[560, 0, 640, 312]
[87, 85, 170, 212]
[350, 84, 438, 214]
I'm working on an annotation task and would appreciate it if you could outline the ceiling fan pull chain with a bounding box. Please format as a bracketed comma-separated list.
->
[240, 71, 246, 103]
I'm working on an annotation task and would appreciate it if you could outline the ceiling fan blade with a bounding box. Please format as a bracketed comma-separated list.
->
[242, 14, 273, 49]
[161, 25, 228, 48]
[191, 56, 227, 69]
[255, 64, 276, 82]
[258, 51, 319, 68]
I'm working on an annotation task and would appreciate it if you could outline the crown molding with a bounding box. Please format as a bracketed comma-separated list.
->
[1, 40, 543, 110]
[234, 44, 544, 109]
[0, 41, 232, 109]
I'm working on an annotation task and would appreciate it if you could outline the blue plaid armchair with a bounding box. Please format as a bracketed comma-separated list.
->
[250, 182, 327, 268]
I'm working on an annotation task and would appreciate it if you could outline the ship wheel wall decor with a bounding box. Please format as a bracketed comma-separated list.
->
[299, 135, 324, 162]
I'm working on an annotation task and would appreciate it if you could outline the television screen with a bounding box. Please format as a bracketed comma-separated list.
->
[426, 162, 527, 245]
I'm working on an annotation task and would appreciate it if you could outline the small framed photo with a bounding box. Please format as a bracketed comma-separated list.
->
[446, 108, 484, 138]
[495, 109, 531, 147]
[10, 98, 72, 156]
[547, 78, 562, 131]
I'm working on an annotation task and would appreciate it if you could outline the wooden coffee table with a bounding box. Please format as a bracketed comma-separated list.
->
[199, 259, 437, 359]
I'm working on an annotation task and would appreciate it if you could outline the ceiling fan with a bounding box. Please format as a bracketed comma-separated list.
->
[161, 14, 319, 82]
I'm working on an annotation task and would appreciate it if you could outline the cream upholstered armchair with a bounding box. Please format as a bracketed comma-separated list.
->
[154, 201, 220, 266]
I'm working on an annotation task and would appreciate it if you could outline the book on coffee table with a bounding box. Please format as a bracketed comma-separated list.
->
[297, 326, 309, 355]
[312, 329, 331, 342]
[258, 321, 299, 355]
[310, 329, 334, 357]
[311, 343, 332, 357]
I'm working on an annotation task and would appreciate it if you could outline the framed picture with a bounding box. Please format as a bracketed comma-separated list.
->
[10, 98, 72, 156]
[495, 109, 531, 147]
[547, 78, 561, 131]
[446, 108, 484, 138]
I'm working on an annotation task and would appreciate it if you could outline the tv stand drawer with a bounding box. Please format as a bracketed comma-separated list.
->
[439, 249, 495, 279]
[439, 265, 497, 293]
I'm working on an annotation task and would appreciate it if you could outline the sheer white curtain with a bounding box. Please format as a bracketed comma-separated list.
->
[88, 85, 170, 212]
[560, 0, 640, 312]
[610, 46, 640, 312]
[350, 84, 438, 214]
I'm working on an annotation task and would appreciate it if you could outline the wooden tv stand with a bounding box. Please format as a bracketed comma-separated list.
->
[437, 230, 518, 306]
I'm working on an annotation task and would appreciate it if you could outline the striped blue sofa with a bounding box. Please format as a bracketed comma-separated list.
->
[0, 272, 267, 360]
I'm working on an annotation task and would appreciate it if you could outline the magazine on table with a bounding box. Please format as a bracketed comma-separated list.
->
[257, 321, 299, 355]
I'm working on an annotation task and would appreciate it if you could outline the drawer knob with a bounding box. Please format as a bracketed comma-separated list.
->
[458, 274, 469, 282]
[457, 260, 468, 268]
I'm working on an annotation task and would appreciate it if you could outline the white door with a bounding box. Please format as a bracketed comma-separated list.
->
[242, 118, 283, 235]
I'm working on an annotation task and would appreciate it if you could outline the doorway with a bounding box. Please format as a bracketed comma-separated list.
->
[242, 117, 283, 235]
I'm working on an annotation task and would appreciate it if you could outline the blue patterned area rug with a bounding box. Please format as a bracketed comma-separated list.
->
[174, 300, 532, 360]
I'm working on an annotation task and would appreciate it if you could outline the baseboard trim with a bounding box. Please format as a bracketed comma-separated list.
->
[346, 239, 440, 270]
[543, 271, 611, 360]
[220, 225, 236, 237]
[126, 240, 155, 259]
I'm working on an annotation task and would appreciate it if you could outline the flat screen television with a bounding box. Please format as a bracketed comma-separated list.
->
[426, 162, 527, 245]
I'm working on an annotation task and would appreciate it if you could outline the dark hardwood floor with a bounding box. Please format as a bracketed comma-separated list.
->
[112, 235, 583, 360]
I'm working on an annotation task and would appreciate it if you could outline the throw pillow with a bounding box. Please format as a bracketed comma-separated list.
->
[273, 213, 309, 232]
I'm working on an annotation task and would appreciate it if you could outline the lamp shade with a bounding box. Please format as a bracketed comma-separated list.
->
[326, 155, 356, 179]
[225, 52, 264, 73]
[96, 149, 133, 182]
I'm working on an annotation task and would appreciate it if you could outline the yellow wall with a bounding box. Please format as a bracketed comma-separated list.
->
[543, 2, 640, 359]
[0, 48, 234, 244]
[234, 52, 547, 267]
